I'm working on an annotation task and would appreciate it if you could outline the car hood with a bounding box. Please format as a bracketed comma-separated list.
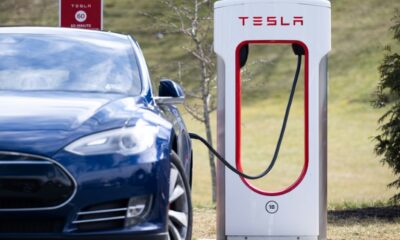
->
[0, 91, 154, 156]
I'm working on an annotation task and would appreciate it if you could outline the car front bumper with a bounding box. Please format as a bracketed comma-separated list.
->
[0, 149, 171, 238]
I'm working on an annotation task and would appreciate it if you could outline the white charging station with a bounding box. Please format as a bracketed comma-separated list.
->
[214, 0, 331, 239]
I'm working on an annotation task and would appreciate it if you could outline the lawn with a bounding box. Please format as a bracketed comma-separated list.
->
[186, 100, 397, 208]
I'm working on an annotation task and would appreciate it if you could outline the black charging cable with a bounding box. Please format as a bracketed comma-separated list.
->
[189, 53, 303, 180]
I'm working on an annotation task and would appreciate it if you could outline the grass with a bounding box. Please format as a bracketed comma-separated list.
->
[186, 100, 397, 207]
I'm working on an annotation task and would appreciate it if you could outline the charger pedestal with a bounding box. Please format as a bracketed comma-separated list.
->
[214, 1, 331, 239]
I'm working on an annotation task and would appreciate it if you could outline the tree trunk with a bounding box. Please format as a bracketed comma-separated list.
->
[203, 104, 217, 203]
[151, 0, 217, 204]
[197, 43, 217, 203]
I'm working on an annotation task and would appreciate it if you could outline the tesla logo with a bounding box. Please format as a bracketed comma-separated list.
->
[239, 16, 304, 27]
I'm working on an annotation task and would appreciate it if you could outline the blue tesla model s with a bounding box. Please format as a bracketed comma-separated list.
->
[0, 27, 193, 240]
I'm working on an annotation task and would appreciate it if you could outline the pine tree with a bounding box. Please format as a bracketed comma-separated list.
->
[373, 9, 400, 202]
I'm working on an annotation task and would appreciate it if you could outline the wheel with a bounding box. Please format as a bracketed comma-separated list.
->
[168, 151, 193, 240]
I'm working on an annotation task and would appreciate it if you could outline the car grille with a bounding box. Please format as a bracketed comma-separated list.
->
[0, 152, 76, 209]
[0, 218, 65, 233]
[73, 199, 129, 232]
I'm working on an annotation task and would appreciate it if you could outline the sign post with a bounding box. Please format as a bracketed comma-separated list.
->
[59, 0, 103, 30]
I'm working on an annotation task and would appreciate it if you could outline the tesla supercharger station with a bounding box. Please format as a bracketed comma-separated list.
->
[214, 0, 331, 239]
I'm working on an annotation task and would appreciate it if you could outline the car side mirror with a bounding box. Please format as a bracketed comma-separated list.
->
[155, 79, 185, 105]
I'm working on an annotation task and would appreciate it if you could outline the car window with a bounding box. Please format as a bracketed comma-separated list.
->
[0, 34, 141, 95]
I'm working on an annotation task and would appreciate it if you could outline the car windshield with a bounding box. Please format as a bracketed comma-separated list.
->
[0, 33, 141, 95]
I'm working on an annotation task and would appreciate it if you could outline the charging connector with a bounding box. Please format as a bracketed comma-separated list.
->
[189, 45, 304, 180]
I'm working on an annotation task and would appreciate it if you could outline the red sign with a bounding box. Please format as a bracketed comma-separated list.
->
[60, 0, 103, 30]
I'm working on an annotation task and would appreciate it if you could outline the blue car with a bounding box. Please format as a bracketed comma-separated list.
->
[0, 27, 193, 240]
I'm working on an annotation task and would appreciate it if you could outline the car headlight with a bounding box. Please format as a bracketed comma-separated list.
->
[65, 121, 159, 156]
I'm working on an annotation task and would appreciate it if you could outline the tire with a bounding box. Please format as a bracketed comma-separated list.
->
[168, 151, 193, 240]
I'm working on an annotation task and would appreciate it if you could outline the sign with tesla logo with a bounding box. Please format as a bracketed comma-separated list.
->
[59, 0, 103, 30]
